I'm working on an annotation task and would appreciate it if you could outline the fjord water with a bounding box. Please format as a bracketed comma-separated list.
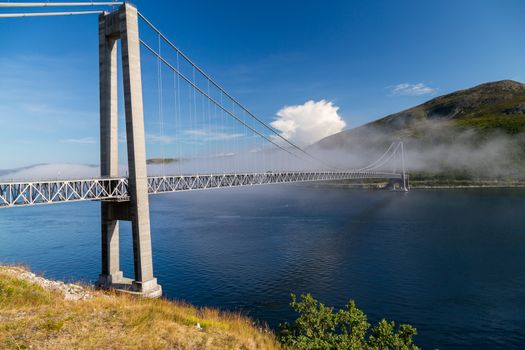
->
[1, 185, 524, 349]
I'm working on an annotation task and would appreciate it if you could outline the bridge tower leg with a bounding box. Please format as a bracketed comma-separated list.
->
[98, 10, 122, 288]
[400, 141, 409, 191]
[97, 3, 161, 298]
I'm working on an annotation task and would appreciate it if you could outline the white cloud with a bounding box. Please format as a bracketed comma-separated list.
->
[392, 83, 437, 96]
[146, 133, 176, 144]
[145, 130, 243, 145]
[271, 100, 346, 147]
[62, 137, 96, 144]
[185, 129, 243, 141]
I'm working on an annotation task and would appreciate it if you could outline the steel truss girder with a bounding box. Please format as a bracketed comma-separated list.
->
[0, 178, 128, 208]
[0, 171, 401, 208]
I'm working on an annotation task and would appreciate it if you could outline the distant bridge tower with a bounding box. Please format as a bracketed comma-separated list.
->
[401, 141, 408, 191]
[97, 3, 161, 298]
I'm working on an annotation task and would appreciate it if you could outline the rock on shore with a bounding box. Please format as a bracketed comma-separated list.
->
[1, 266, 93, 301]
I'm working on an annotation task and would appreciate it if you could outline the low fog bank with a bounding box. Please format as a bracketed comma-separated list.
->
[0, 164, 99, 181]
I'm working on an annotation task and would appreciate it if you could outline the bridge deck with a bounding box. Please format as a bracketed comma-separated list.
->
[0, 171, 402, 208]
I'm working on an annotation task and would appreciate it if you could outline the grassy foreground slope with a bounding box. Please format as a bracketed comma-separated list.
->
[0, 266, 279, 350]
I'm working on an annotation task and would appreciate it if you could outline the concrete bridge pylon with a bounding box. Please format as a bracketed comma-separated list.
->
[97, 3, 161, 298]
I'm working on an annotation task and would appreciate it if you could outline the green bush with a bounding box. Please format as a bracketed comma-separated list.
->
[279, 294, 420, 350]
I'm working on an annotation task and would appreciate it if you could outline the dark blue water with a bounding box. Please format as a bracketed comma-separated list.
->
[1, 185, 524, 349]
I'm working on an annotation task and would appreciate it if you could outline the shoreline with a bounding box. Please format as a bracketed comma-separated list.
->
[410, 183, 525, 189]
[308, 181, 525, 190]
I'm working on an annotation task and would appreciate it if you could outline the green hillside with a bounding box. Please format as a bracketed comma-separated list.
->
[371, 79, 525, 134]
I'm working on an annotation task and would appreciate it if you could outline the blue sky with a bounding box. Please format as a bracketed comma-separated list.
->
[0, 0, 524, 168]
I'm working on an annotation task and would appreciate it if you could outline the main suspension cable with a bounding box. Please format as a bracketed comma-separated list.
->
[354, 142, 396, 171]
[359, 142, 401, 172]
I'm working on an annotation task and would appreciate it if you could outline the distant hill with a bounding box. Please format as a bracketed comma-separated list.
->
[146, 158, 179, 165]
[314, 80, 525, 182]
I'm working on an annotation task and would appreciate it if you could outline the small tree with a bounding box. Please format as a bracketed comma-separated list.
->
[279, 294, 420, 350]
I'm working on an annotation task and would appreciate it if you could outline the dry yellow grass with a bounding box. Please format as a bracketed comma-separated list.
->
[0, 266, 281, 350]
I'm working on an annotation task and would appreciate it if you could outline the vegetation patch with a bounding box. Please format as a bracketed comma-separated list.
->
[279, 294, 419, 350]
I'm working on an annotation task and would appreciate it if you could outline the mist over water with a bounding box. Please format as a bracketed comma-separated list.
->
[1, 185, 524, 349]
[313, 121, 525, 179]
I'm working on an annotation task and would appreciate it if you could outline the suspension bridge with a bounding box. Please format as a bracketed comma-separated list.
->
[0, 2, 408, 297]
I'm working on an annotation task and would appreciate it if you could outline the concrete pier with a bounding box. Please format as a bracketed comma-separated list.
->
[97, 3, 161, 298]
